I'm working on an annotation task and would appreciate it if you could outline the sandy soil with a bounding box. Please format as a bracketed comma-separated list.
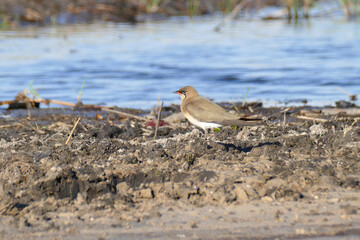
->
[0, 104, 359, 239]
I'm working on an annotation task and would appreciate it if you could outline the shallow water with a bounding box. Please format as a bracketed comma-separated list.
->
[0, 16, 359, 109]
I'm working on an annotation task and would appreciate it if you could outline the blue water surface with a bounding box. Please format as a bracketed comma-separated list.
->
[0, 15, 359, 109]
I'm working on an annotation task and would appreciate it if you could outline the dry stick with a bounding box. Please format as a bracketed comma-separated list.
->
[24, 120, 45, 134]
[153, 101, 164, 139]
[155, 96, 160, 112]
[154, 95, 160, 120]
[0, 98, 111, 109]
[44, 99, 76, 107]
[214, 0, 250, 32]
[237, 127, 247, 140]
[27, 109, 31, 120]
[79, 123, 88, 132]
[352, 118, 360, 127]
[0, 98, 76, 107]
[102, 108, 147, 121]
[281, 107, 291, 126]
[296, 115, 328, 123]
[0, 100, 15, 105]
[65, 117, 81, 145]
[321, 108, 360, 115]
[337, 87, 358, 101]
[0, 97, 145, 121]
[44, 99, 113, 109]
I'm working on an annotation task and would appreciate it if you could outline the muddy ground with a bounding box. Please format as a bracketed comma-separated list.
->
[0, 103, 360, 239]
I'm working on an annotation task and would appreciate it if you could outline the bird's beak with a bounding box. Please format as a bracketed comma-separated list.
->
[173, 90, 181, 95]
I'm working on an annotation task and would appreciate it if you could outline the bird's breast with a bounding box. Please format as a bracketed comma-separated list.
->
[184, 112, 222, 130]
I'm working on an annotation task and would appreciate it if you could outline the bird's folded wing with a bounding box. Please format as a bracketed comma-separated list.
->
[186, 99, 237, 123]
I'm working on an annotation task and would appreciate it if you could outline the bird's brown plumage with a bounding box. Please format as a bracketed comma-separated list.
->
[175, 86, 263, 130]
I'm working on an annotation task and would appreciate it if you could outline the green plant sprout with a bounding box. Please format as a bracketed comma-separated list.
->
[77, 79, 86, 103]
[27, 80, 40, 99]
[241, 87, 250, 107]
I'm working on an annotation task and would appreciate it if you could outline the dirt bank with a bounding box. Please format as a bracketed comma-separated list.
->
[0, 104, 359, 239]
[0, 0, 281, 25]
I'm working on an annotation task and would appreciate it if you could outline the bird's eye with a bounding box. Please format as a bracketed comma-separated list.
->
[181, 91, 186, 94]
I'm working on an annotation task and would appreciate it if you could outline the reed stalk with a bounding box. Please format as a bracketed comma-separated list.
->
[144, 0, 162, 13]
[293, 0, 300, 19]
[284, 0, 317, 19]
[339, 0, 352, 17]
[186, 0, 200, 18]
[221, 0, 236, 15]
[304, 0, 312, 18]
[0, 13, 11, 29]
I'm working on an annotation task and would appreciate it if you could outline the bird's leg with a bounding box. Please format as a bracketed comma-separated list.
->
[203, 128, 208, 139]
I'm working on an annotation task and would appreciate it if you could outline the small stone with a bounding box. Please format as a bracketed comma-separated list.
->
[116, 182, 130, 195]
[261, 196, 273, 203]
[135, 188, 154, 199]
[233, 186, 248, 202]
[189, 221, 198, 228]
[309, 124, 327, 136]
[317, 176, 337, 187]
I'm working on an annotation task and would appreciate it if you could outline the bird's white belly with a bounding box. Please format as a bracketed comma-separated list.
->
[186, 114, 222, 130]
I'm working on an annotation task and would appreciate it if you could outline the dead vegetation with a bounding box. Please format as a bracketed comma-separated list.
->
[0, 0, 358, 27]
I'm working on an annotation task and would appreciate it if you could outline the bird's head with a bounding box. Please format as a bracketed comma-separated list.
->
[174, 86, 198, 100]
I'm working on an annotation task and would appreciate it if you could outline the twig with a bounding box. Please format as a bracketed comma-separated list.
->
[281, 107, 291, 127]
[102, 108, 146, 121]
[155, 96, 160, 112]
[0, 97, 146, 121]
[79, 123, 88, 132]
[153, 101, 164, 139]
[0, 100, 15, 105]
[351, 118, 360, 127]
[337, 87, 358, 101]
[0, 98, 112, 109]
[236, 126, 247, 140]
[296, 115, 328, 122]
[24, 120, 45, 134]
[0, 98, 76, 107]
[44, 99, 76, 107]
[214, 0, 250, 32]
[27, 109, 31, 120]
[248, 105, 254, 113]
[65, 117, 81, 145]
[322, 108, 360, 115]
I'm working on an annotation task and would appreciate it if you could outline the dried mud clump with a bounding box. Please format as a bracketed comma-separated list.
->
[0, 107, 359, 238]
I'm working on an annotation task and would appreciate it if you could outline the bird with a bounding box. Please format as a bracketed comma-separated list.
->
[174, 86, 264, 137]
